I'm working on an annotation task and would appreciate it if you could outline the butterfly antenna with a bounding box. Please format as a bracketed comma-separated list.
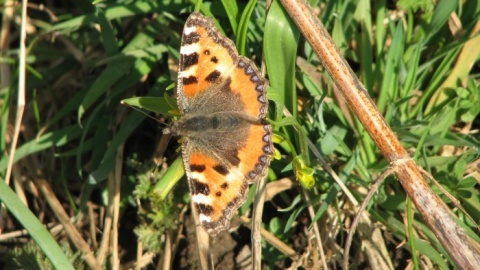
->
[120, 100, 169, 127]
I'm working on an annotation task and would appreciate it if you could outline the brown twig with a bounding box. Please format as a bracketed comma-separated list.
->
[279, 0, 480, 268]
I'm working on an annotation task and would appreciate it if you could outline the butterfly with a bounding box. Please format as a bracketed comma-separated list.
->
[170, 12, 274, 237]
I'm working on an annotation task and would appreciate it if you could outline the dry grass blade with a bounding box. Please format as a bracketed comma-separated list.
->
[300, 188, 328, 269]
[239, 216, 300, 262]
[344, 166, 397, 269]
[252, 171, 267, 269]
[279, 0, 480, 268]
[263, 178, 295, 202]
[32, 168, 102, 269]
[110, 144, 124, 269]
[158, 232, 172, 270]
[1, 0, 27, 230]
[426, 20, 480, 113]
[97, 197, 112, 264]
[191, 200, 214, 270]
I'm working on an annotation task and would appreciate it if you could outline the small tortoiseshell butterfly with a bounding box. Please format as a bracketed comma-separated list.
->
[170, 12, 273, 237]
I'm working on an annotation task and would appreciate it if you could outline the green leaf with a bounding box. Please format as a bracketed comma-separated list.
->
[426, 0, 459, 41]
[0, 126, 83, 171]
[378, 22, 405, 114]
[264, 1, 299, 119]
[154, 157, 185, 200]
[122, 97, 176, 115]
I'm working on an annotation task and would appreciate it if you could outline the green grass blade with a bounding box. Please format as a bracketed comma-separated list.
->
[235, 0, 257, 56]
[0, 180, 74, 269]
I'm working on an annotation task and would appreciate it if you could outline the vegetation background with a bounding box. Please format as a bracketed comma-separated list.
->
[0, 0, 479, 269]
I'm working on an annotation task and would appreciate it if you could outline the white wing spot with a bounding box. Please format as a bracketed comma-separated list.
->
[199, 214, 211, 223]
[216, 64, 228, 74]
[184, 26, 197, 35]
[190, 171, 207, 183]
[180, 43, 200, 55]
[225, 172, 239, 183]
[192, 194, 212, 205]
[179, 68, 197, 78]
